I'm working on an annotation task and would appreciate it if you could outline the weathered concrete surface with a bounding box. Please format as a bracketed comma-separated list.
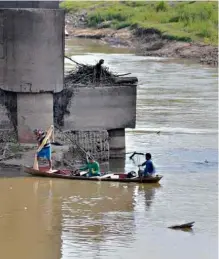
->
[0, 103, 16, 142]
[108, 129, 125, 158]
[54, 85, 136, 158]
[0, 8, 64, 93]
[0, 1, 59, 9]
[17, 93, 53, 143]
[0, 83, 136, 157]
[54, 85, 136, 130]
[56, 130, 109, 162]
[0, 89, 17, 142]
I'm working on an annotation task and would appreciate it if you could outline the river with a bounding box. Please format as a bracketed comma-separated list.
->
[0, 38, 217, 259]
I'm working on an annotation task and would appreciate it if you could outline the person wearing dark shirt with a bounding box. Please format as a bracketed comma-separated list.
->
[140, 153, 155, 177]
[95, 59, 104, 82]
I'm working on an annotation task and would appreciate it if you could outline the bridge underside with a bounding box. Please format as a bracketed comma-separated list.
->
[0, 2, 137, 159]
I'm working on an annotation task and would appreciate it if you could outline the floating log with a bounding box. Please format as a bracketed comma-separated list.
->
[168, 221, 195, 229]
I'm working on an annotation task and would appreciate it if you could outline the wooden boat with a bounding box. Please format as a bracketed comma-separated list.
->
[23, 166, 163, 184]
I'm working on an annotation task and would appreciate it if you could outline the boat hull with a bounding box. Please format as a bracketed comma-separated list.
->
[23, 166, 163, 184]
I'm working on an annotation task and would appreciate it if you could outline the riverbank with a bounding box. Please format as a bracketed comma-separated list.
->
[63, 1, 218, 66]
[66, 23, 218, 66]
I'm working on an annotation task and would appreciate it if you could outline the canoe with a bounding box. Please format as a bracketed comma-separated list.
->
[23, 166, 163, 184]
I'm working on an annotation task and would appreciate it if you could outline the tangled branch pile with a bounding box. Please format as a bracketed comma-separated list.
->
[64, 56, 131, 87]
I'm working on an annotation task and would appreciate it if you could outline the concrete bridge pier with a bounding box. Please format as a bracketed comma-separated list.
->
[17, 93, 54, 143]
[54, 85, 137, 158]
[0, 2, 137, 159]
[0, 8, 64, 142]
[108, 129, 125, 158]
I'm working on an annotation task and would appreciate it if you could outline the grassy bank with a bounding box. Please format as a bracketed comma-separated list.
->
[60, 1, 218, 45]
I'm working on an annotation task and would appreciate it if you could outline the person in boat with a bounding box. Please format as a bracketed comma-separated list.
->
[33, 129, 52, 171]
[139, 153, 155, 177]
[79, 156, 100, 177]
[95, 59, 104, 82]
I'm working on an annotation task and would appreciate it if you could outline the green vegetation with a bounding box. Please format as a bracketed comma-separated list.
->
[60, 1, 218, 45]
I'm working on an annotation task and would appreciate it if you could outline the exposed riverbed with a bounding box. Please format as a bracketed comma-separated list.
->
[65, 21, 218, 66]
[0, 37, 217, 259]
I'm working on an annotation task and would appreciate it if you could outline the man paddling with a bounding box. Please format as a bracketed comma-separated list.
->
[79, 157, 100, 177]
[33, 129, 52, 171]
[139, 153, 155, 177]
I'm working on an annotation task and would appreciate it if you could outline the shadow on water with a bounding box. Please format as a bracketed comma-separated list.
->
[168, 227, 195, 235]
[60, 180, 162, 256]
[107, 157, 126, 173]
[0, 168, 25, 178]
[60, 181, 136, 255]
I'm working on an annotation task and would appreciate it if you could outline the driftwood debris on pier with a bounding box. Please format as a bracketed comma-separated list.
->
[64, 56, 138, 87]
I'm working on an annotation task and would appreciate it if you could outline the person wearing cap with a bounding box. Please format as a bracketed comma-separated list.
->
[79, 157, 100, 177]
[33, 129, 52, 170]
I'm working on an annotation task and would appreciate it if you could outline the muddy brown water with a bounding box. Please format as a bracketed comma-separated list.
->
[0, 38, 217, 259]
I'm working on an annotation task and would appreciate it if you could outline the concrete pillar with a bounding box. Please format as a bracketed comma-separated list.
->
[108, 129, 126, 158]
[0, 9, 64, 93]
[0, 1, 59, 9]
[0, 90, 17, 142]
[55, 85, 137, 130]
[17, 93, 53, 143]
[0, 8, 64, 143]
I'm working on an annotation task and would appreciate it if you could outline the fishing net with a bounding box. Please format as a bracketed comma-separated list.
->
[55, 129, 109, 168]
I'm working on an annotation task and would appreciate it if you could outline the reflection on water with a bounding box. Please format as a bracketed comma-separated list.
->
[0, 178, 62, 259]
[0, 171, 217, 259]
[0, 177, 161, 258]
[0, 38, 217, 259]
[138, 184, 161, 211]
[61, 182, 136, 258]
